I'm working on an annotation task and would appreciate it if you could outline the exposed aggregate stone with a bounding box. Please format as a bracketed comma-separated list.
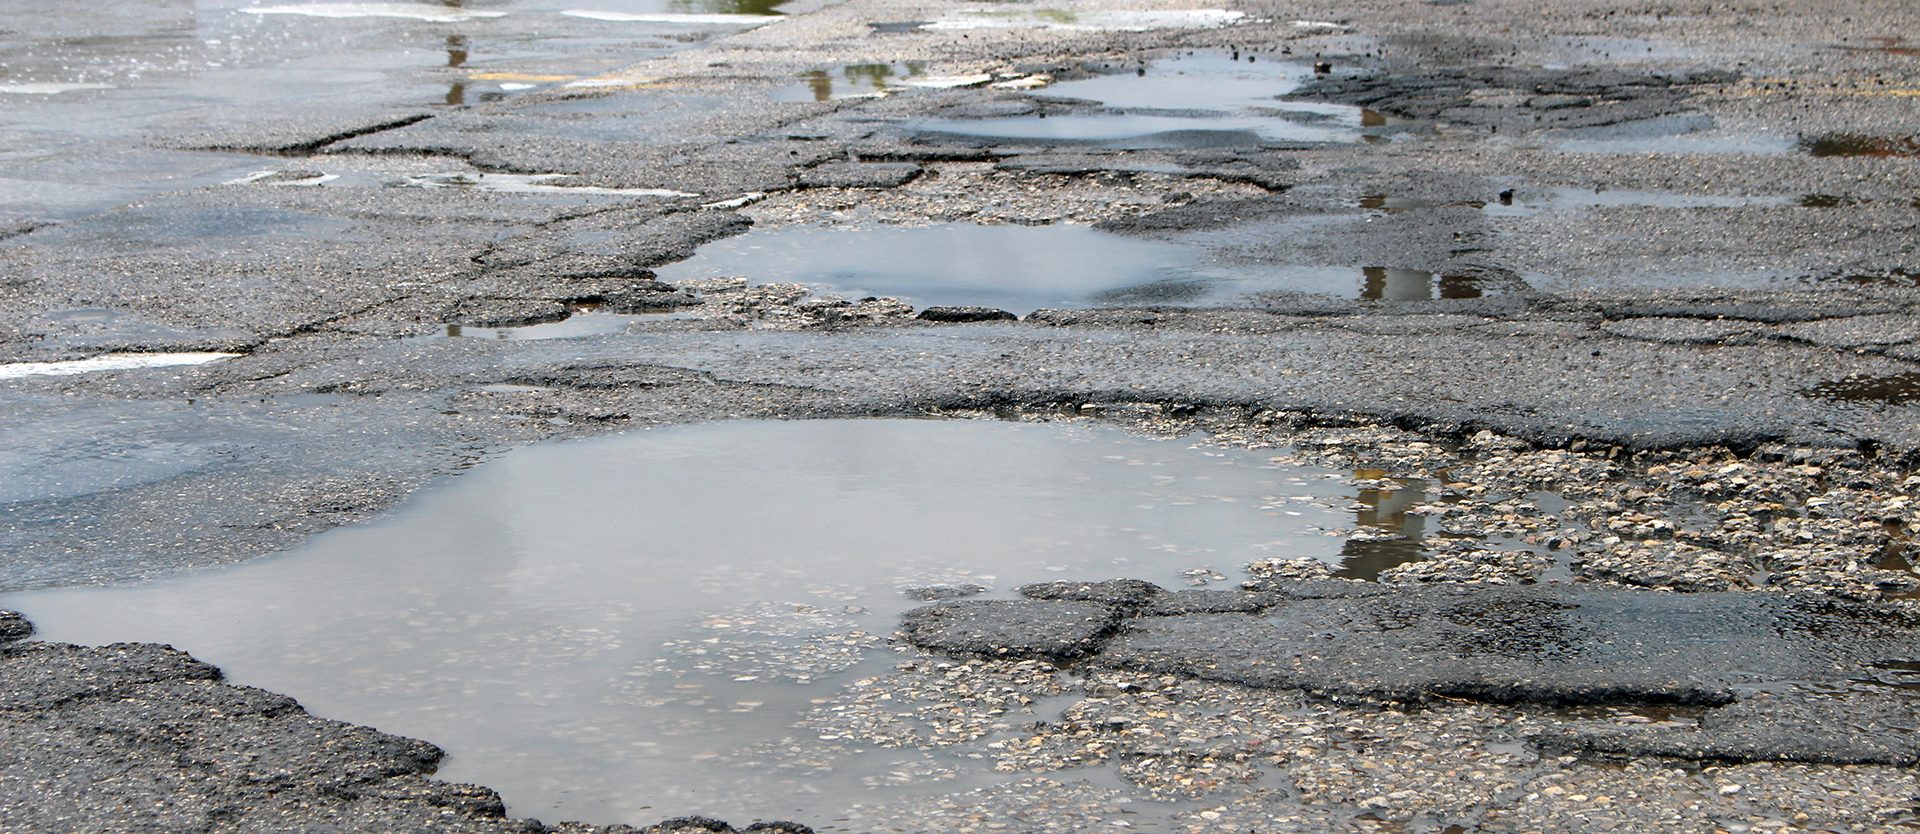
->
[744, 162, 1271, 229]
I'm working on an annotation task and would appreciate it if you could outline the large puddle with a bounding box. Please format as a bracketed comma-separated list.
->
[0, 418, 1559, 828]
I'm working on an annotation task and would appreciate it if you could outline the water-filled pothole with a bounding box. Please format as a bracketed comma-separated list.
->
[1800, 372, 1920, 405]
[771, 62, 933, 102]
[1355, 267, 1528, 301]
[650, 224, 1534, 310]
[416, 311, 661, 340]
[650, 224, 1198, 312]
[911, 53, 1412, 149]
[0, 419, 1563, 827]
[1799, 133, 1920, 159]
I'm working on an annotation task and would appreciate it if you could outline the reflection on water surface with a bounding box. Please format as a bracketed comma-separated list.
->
[1, 419, 1520, 827]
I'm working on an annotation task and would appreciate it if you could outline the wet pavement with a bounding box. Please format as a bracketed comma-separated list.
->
[1, 419, 1373, 825]
[4, 0, 1920, 831]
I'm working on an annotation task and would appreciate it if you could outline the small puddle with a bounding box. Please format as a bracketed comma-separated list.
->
[1333, 474, 1431, 580]
[558, 9, 783, 26]
[2, 418, 1384, 827]
[1356, 267, 1525, 301]
[1836, 36, 1920, 57]
[411, 310, 670, 341]
[1358, 195, 1486, 213]
[0, 352, 238, 380]
[652, 224, 1534, 310]
[1799, 133, 1920, 159]
[1799, 373, 1920, 405]
[771, 62, 932, 102]
[912, 53, 1409, 149]
[1798, 194, 1853, 208]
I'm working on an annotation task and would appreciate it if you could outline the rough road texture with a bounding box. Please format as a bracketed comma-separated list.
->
[4, 0, 1920, 830]
[904, 580, 1920, 767]
[0, 624, 810, 834]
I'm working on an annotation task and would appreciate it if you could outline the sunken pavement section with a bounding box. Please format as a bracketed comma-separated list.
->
[2, 0, 1920, 831]
[904, 578, 1920, 768]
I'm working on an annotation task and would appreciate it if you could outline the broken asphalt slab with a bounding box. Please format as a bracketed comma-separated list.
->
[902, 580, 1920, 766]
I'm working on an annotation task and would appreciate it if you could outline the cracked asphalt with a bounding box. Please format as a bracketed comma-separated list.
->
[3, 0, 1920, 830]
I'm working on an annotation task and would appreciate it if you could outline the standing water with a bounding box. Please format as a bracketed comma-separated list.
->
[0, 419, 1507, 827]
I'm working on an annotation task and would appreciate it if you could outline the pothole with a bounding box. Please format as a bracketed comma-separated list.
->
[911, 52, 1420, 149]
[0, 418, 1559, 827]
[772, 62, 934, 102]
[1799, 372, 1920, 405]
[650, 224, 1535, 311]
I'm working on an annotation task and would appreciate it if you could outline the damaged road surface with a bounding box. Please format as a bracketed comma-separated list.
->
[907, 579, 1920, 766]
[5, 0, 1920, 831]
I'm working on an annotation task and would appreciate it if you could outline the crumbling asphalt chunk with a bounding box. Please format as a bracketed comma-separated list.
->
[1019, 578, 1167, 608]
[900, 599, 1121, 660]
[798, 162, 924, 189]
[901, 581, 1920, 766]
[0, 638, 493, 833]
[0, 641, 222, 710]
[0, 611, 29, 643]
[1100, 584, 1920, 707]
[1284, 67, 1738, 134]
[904, 584, 991, 601]
[917, 306, 1019, 323]
[1534, 684, 1920, 766]
[1140, 589, 1282, 616]
[453, 299, 573, 328]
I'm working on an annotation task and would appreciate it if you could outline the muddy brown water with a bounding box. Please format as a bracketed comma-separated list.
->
[0, 418, 1564, 827]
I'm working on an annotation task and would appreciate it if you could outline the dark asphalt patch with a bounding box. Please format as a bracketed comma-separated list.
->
[0, 611, 30, 643]
[901, 581, 1920, 765]
[901, 599, 1121, 659]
